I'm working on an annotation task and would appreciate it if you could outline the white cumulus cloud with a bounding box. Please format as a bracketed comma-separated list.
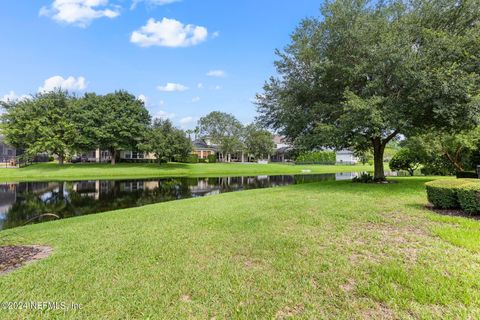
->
[1, 91, 30, 103]
[179, 116, 194, 127]
[191, 96, 200, 103]
[157, 82, 188, 92]
[39, 0, 120, 28]
[131, 0, 181, 9]
[39, 76, 87, 93]
[130, 18, 208, 48]
[155, 110, 176, 120]
[197, 83, 204, 89]
[206, 70, 226, 78]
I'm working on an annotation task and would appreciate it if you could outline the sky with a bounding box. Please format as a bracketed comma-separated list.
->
[0, 0, 322, 129]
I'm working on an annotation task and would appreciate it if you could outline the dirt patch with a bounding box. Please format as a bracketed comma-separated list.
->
[0, 245, 52, 275]
[275, 304, 305, 319]
[425, 204, 480, 220]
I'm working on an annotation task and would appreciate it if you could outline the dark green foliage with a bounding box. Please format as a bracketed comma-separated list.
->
[296, 151, 335, 164]
[456, 172, 479, 179]
[197, 111, 243, 161]
[243, 123, 275, 160]
[0, 90, 78, 165]
[457, 185, 480, 215]
[141, 119, 192, 164]
[352, 173, 374, 183]
[425, 179, 480, 213]
[207, 154, 217, 163]
[186, 154, 199, 163]
[389, 149, 421, 176]
[256, 0, 480, 181]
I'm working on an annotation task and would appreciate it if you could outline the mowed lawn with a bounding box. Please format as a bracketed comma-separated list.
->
[0, 162, 379, 182]
[1, 178, 479, 319]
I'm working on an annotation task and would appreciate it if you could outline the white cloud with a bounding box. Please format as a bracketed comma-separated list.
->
[39, 76, 87, 93]
[131, 0, 181, 9]
[214, 85, 222, 90]
[138, 94, 147, 104]
[191, 96, 200, 103]
[130, 18, 208, 48]
[206, 70, 226, 78]
[1, 91, 29, 103]
[197, 83, 204, 89]
[157, 82, 188, 92]
[39, 0, 120, 28]
[212, 31, 220, 38]
[179, 116, 194, 127]
[155, 110, 175, 120]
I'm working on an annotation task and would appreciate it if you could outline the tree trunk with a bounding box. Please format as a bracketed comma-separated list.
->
[58, 155, 64, 165]
[110, 149, 116, 165]
[372, 138, 386, 181]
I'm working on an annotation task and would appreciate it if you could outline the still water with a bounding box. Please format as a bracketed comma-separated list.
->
[0, 172, 360, 230]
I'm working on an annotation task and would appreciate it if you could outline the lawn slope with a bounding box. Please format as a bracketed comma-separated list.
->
[0, 178, 478, 319]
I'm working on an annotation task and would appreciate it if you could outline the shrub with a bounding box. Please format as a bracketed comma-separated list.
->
[389, 148, 421, 176]
[425, 179, 480, 213]
[295, 151, 335, 164]
[457, 185, 480, 214]
[456, 171, 478, 179]
[352, 172, 374, 183]
[207, 154, 217, 163]
[185, 154, 199, 163]
[198, 158, 208, 163]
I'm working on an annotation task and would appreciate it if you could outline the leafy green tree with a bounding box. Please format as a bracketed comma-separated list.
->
[78, 91, 151, 165]
[405, 128, 480, 173]
[1, 90, 78, 164]
[257, 0, 480, 181]
[197, 111, 244, 162]
[141, 119, 192, 163]
[243, 123, 274, 160]
[389, 148, 421, 176]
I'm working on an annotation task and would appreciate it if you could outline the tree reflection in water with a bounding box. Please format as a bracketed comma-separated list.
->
[0, 174, 341, 230]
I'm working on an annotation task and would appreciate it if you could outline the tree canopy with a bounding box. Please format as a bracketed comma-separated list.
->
[257, 0, 480, 180]
[141, 118, 192, 163]
[197, 111, 244, 161]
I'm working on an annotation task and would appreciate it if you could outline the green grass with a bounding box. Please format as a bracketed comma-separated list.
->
[0, 162, 380, 182]
[1, 177, 479, 319]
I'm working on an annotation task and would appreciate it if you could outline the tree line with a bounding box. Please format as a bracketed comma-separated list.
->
[0, 91, 275, 165]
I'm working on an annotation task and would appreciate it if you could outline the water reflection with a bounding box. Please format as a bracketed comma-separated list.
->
[0, 173, 354, 230]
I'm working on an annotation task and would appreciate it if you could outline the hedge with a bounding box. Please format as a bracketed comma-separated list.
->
[425, 179, 480, 214]
[295, 151, 335, 164]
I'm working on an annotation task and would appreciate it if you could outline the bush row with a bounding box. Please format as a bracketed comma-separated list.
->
[425, 179, 480, 214]
[295, 151, 336, 164]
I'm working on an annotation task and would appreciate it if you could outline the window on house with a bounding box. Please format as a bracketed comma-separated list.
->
[131, 151, 144, 159]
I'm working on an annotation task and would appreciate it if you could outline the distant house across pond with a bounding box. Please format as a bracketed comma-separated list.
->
[271, 135, 294, 162]
[335, 149, 359, 164]
[0, 136, 17, 164]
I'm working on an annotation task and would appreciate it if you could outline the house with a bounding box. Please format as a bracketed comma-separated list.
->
[270, 135, 294, 162]
[76, 149, 157, 163]
[0, 136, 17, 164]
[192, 139, 217, 160]
[335, 149, 359, 164]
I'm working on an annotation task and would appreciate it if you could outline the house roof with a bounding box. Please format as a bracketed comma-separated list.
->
[193, 139, 217, 150]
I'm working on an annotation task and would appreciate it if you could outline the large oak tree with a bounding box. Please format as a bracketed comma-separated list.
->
[256, 0, 480, 180]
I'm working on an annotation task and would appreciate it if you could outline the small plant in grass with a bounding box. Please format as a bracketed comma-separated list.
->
[352, 172, 374, 183]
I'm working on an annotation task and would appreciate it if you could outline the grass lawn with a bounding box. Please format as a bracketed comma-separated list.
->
[1, 177, 479, 319]
[0, 162, 380, 182]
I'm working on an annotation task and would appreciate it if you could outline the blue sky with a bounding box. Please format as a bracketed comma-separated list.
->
[0, 0, 322, 129]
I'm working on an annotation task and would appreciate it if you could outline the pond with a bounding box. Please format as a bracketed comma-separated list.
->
[0, 172, 361, 231]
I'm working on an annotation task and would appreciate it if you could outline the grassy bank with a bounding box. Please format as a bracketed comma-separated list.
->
[0, 178, 479, 318]
[0, 162, 380, 182]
